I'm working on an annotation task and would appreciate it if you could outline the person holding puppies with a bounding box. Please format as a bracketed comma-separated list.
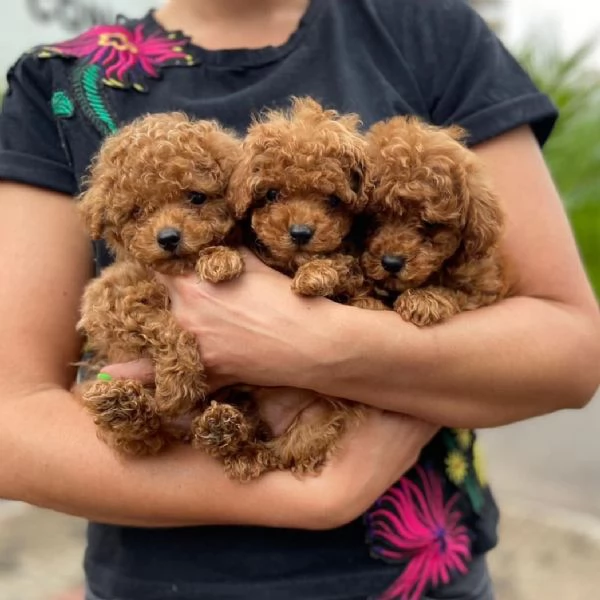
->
[1, 1, 598, 599]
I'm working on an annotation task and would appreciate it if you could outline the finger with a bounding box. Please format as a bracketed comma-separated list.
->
[99, 359, 155, 384]
[238, 247, 280, 274]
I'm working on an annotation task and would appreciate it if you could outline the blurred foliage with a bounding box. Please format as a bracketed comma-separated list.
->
[517, 36, 600, 297]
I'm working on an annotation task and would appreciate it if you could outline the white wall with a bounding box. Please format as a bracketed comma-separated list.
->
[503, 0, 600, 66]
[0, 0, 155, 79]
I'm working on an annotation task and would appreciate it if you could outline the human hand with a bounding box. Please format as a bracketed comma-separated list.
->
[154, 249, 341, 390]
[304, 409, 438, 528]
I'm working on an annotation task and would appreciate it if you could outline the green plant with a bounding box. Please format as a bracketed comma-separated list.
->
[517, 36, 600, 297]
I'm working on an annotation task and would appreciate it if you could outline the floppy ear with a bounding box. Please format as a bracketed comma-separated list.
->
[461, 166, 504, 258]
[226, 153, 255, 220]
[348, 158, 372, 212]
[77, 187, 106, 240]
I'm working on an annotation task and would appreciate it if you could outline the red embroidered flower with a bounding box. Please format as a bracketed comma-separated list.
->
[37, 22, 195, 92]
[365, 467, 472, 600]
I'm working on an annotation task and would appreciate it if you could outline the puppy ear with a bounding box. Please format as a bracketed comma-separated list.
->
[348, 158, 372, 211]
[226, 154, 255, 220]
[461, 167, 504, 258]
[77, 188, 106, 239]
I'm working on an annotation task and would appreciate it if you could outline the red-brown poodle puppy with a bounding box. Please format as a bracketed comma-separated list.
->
[362, 116, 507, 327]
[228, 96, 374, 302]
[192, 98, 374, 481]
[77, 112, 244, 456]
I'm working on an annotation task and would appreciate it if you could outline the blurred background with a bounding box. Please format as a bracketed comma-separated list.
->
[0, 1, 598, 599]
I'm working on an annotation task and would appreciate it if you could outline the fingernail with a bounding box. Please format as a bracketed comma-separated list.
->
[97, 372, 112, 381]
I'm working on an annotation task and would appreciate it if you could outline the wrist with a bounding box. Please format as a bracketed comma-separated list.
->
[297, 303, 428, 404]
[291, 302, 362, 391]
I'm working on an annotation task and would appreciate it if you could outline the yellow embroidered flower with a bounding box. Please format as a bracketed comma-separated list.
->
[454, 428, 473, 451]
[473, 440, 488, 487]
[445, 449, 468, 485]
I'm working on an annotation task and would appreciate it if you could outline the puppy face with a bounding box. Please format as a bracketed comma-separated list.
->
[79, 113, 241, 274]
[362, 213, 462, 293]
[228, 98, 370, 266]
[362, 116, 502, 293]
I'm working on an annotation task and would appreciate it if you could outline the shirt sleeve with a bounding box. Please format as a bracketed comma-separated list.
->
[380, 0, 559, 147]
[0, 55, 77, 195]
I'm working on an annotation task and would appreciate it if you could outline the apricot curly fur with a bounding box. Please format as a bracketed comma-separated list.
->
[362, 116, 508, 326]
[76, 112, 244, 456]
[194, 98, 375, 481]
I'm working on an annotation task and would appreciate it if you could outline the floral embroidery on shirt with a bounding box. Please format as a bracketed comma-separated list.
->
[365, 467, 472, 600]
[51, 90, 75, 119]
[35, 16, 196, 93]
[472, 439, 487, 487]
[443, 429, 487, 513]
[445, 449, 469, 486]
[72, 64, 118, 135]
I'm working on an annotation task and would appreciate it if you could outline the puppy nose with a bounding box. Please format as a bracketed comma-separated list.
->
[289, 224, 314, 245]
[381, 255, 406, 274]
[157, 227, 182, 252]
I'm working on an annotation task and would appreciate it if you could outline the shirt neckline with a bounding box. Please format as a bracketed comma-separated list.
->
[145, 0, 323, 69]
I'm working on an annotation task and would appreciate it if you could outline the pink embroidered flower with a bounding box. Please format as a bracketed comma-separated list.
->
[365, 467, 471, 600]
[38, 23, 194, 92]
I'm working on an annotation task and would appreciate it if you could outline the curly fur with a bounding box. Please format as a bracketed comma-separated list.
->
[191, 99, 375, 481]
[362, 116, 507, 326]
[76, 112, 244, 456]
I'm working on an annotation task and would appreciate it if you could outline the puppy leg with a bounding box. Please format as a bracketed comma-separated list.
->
[192, 399, 274, 481]
[269, 400, 363, 475]
[152, 326, 208, 417]
[292, 254, 363, 297]
[196, 246, 245, 283]
[394, 287, 467, 326]
[191, 400, 254, 456]
[78, 379, 169, 456]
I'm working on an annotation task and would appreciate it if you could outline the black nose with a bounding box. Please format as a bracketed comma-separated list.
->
[157, 227, 182, 252]
[289, 224, 314, 245]
[381, 255, 406, 274]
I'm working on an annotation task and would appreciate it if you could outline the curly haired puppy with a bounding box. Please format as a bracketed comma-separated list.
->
[192, 98, 374, 480]
[362, 116, 507, 327]
[229, 97, 374, 302]
[77, 112, 244, 456]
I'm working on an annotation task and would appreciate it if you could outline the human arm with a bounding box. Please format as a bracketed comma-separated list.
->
[0, 183, 436, 528]
[157, 123, 599, 428]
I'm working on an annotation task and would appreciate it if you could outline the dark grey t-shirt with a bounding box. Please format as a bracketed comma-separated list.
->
[0, 1, 557, 598]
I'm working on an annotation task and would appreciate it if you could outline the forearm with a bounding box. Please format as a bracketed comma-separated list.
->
[0, 387, 334, 529]
[301, 296, 600, 428]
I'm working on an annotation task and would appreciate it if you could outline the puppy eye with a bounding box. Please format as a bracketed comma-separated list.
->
[130, 206, 143, 219]
[265, 189, 280, 202]
[189, 192, 207, 206]
[328, 195, 342, 209]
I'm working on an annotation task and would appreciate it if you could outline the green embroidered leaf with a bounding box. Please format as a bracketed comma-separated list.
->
[51, 90, 74, 119]
[464, 475, 485, 514]
[73, 64, 118, 135]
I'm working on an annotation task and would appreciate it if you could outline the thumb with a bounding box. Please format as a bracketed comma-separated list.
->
[99, 359, 155, 384]
[237, 247, 275, 273]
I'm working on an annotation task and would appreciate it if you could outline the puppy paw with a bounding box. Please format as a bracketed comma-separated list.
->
[394, 289, 460, 326]
[81, 380, 165, 455]
[292, 261, 339, 297]
[191, 401, 252, 455]
[196, 246, 244, 283]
